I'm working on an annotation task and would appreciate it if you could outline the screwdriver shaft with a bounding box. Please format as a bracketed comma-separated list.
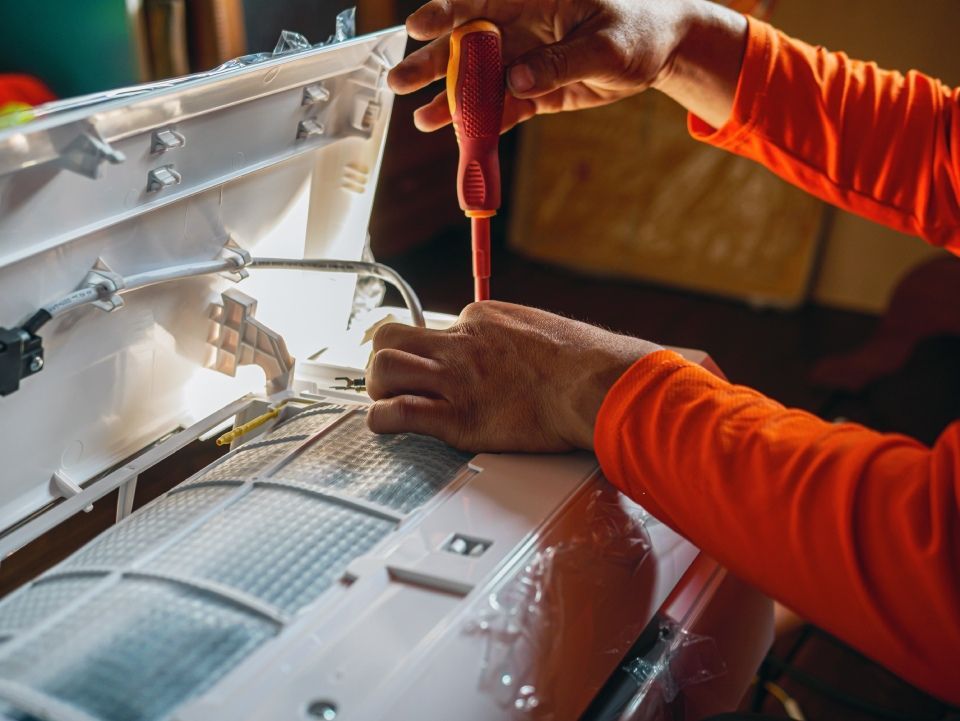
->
[471, 216, 491, 301]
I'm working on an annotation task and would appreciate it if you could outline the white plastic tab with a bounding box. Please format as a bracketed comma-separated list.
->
[208, 289, 296, 395]
[82, 258, 126, 313]
[297, 118, 326, 140]
[146, 164, 182, 192]
[58, 129, 125, 179]
[50, 471, 93, 513]
[302, 83, 331, 105]
[151, 129, 185, 154]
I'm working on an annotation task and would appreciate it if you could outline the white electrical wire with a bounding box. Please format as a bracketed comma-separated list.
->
[123, 259, 240, 291]
[248, 257, 426, 328]
[26, 255, 425, 330]
[40, 287, 102, 318]
[36, 258, 243, 321]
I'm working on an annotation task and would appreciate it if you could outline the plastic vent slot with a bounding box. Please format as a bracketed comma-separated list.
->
[274, 411, 471, 513]
[0, 578, 277, 721]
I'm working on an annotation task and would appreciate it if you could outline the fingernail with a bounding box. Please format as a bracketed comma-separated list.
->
[509, 64, 535, 93]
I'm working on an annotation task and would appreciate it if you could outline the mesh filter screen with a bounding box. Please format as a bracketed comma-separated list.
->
[0, 576, 102, 638]
[62, 484, 236, 570]
[0, 402, 470, 720]
[0, 578, 276, 721]
[147, 486, 394, 613]
[275, 412, 470, 513]
[203, 438, 301, 480]
[196, 403, 347, 481]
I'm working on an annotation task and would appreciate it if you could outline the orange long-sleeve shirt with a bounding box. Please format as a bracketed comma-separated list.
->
[595, 18, 960, 703]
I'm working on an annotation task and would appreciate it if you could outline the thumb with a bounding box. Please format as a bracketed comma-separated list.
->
[507, 35, 611, 98]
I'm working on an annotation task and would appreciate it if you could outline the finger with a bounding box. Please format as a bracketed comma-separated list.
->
[366, 349, 445, 400]
[501, 94, 538, 131]
[414, 91, 535, 133]
[413, 90, 452, 132]
[372, 321, 449, 356]
[367, 395, 456, 441]
[507, 34, 616, 99]
[406, 0, 522, 42]
[388, 35, 451, 95]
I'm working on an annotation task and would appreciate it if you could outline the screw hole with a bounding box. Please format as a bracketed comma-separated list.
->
[307, 700, 338, 720]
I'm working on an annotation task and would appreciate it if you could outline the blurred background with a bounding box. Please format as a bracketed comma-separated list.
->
[1, 1, 959, 718]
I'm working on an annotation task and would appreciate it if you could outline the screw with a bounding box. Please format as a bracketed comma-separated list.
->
[306, 701, 337, 720]
[29, 356, 43, 373]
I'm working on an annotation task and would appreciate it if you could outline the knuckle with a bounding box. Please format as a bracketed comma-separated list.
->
[394, 396, 420, 426]
[366, 349, 403, 399]
[369, 347, 397, 377]
[460, 301, 484, 320]
[450, 399, 480, 450]
[539, 45, 570, 82]
[366, 402, 386, 432]
[371, 322, 401, 351]
[594, 32, 626, 66]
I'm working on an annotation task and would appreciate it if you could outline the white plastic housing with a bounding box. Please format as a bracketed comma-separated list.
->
[0, 28, 406, 537]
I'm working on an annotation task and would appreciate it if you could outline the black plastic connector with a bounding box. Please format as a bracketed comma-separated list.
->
[0, 326, 44, 396]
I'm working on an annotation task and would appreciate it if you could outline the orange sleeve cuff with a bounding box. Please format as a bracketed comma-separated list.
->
[687, 16, 776, 148]
[593, 349, 729, 524]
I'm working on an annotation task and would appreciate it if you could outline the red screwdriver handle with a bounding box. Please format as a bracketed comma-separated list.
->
[448, 20, 505, 217]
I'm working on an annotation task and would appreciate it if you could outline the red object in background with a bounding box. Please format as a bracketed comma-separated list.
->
[447, 20, 505, 302]
[0, 74, 55, 108]
[810, 256, 960, 391]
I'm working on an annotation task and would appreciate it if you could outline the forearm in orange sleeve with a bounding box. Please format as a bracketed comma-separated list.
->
[689, 17, 960, 253]
[595, 350, 960, 703]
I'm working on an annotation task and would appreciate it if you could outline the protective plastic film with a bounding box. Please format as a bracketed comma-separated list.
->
[462, 487, 654, 718]
[147, 486, 394, 613]
[0, 578, 277, 721]
[614, 621, 726, 721]
[275, 411, 471, 513]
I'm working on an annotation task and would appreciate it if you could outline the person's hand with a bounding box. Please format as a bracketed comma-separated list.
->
[388, 0, 700, 132]
[365, 301, 662, 452]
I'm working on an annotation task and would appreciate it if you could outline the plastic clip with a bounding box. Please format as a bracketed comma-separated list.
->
[83, 258, 126, 312]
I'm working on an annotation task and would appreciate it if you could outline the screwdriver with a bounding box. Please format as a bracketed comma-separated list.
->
[447, 20, 505, 302]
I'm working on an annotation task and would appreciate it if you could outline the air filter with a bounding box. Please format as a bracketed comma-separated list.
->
[0, 402, 470, 721]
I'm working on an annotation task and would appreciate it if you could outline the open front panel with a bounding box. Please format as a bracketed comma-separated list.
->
[0, 26, 408, 540]
[0, 403, 470, 721]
